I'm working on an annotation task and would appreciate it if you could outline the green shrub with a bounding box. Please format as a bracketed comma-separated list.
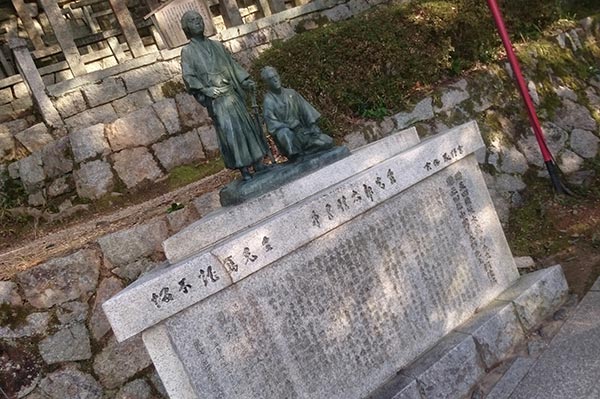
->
[251, 0, 579, 135]
[0, 172, 26, 210]
[167, 158, 225, 190]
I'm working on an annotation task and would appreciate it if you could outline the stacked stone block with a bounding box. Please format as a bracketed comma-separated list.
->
[4, 94, 216, 208]
[0, 0, 385, 161]
[1, 6, 597, 217]
[0, 212, 207, 398]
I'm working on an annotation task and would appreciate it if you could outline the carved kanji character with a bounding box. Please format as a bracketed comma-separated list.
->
[262, 236, 273, 252]
[363, 184, 374, 201]
[325, 203, 334, 220]
[337, 196, 349, 211]
[224, 256, 238, 272]
[242, 247, 258, 264]
[199, 266, 219, 286]
[387, 169, 397, 184]
[178, 278, 192, 294]
[311, 210, 321, 227]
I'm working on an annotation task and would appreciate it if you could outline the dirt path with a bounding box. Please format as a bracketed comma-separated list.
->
[0, 170, 235, 281]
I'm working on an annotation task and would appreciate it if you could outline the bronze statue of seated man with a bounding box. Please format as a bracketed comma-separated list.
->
[261, 66, 333, 161]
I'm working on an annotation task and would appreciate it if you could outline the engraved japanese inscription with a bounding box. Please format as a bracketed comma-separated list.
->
[156, 159, 510, 399]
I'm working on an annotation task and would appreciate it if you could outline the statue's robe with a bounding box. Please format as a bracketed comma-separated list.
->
[263, 88, 332, 157]
[181, 37, 267, 169]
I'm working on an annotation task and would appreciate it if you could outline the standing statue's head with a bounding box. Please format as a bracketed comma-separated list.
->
[261, 66, 282, 92]
[181, 11, 205, 39]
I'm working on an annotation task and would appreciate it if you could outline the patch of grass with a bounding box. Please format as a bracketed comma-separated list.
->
[507, 173, 570, 257]
[251, 0, 578, 136]
[581, 155, 600, 197]
[560, 0, 600, 20]
[0, 172, 28, 234]
[0, 172, 27, 211]
[507, 159, 600, 258]
[167, 158, 225, 190]
[514, 31, 600, 120]
[0, 304, 31, 330]
[162, 80, 186, 98]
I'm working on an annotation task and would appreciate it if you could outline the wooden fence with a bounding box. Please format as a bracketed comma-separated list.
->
[0, 0, 305, 81]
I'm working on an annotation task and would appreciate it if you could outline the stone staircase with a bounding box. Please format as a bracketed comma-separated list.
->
[369, 265, 571, 399]
[482, 276, 600, 399]
[370, 267, 600, 399]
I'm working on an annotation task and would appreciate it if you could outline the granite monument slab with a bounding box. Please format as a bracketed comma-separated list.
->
[104, 121, 520, 399]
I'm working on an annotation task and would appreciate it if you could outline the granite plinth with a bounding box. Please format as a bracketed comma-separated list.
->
[496, 265, 568, 331]
[455, 300, 525, 368]
[368, 265, 568, 399]
[401, 332, 485, 399]
[163, 127, 420, 263]
[219, 146, 350, 206]
[509, 290, 600, 399]
[105, 122, 520, 399]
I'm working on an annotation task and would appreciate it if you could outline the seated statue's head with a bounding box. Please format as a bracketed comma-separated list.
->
[261, 66, 282, 91]
[181, 11, 205, 39]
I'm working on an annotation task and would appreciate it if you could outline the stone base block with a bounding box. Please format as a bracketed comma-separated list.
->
[456, 300, 525, 368]
[219, 146, 350, 206]
[367, 374, 422, 399]
[370, 266, 569, 399]
[496, 265, 569, 331]
[402, 332, 485, 399]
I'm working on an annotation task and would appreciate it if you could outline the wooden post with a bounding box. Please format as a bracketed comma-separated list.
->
[144, 0, 167, 48]
[0, 45, 16, 76]
[266, 0, 286, 14]
[39, 0, 87, 76]
[219, 0, 243, 27]
[9, 37, 63, 127]
[150, 25, 167, 50]
[108, 0, 147, 58]
[81, 5, 128, 62]
[12, 0, 46, 51]
[257, 0, 273, 17]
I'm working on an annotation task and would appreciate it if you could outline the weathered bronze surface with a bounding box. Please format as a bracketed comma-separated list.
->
[261, 66, 334, 160]
[180, 11, 268, 181]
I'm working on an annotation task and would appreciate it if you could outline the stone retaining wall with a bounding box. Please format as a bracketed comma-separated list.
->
[0, 190, 221, 398]
[0, 0, 388, 210]
[4, 93, 218, 210]
[0, 16, 599, 398]
[341, 17, 600, 225]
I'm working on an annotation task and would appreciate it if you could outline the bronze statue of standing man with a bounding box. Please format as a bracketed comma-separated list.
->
[180, 11, 268, 180]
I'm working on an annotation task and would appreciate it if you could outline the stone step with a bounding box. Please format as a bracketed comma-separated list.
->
[471, 291, 580, 398]
[368, 265, 569, 399]
[506, 277, 600, 399]
[485, 357, 535, 399]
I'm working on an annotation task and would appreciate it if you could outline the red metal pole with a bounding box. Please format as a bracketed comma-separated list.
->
[486, 0, 567, 193]
[486, 0, 552, 161]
